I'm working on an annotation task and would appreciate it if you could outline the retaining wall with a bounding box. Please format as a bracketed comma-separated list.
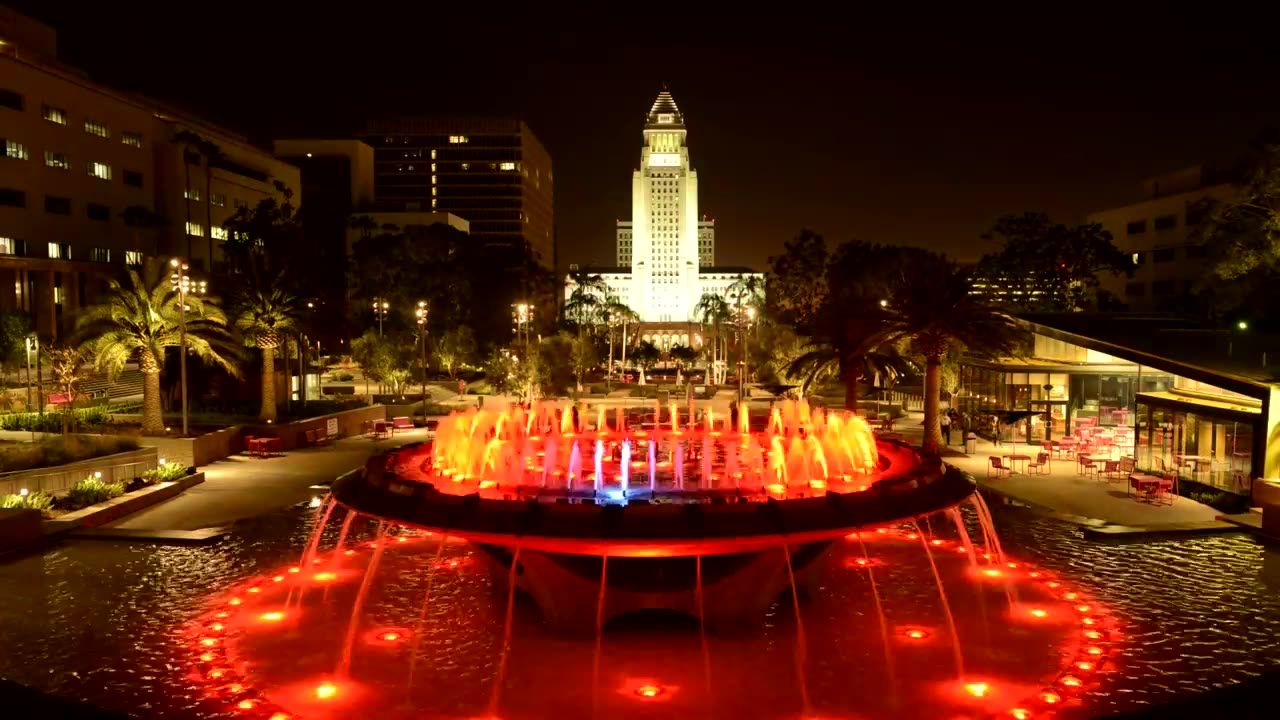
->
[0, 446, 159, 496]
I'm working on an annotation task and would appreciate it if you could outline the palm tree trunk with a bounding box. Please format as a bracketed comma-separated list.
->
[260, 346, 277, 422]
[843, 362, 859, 414]
[923, 355, 944, 455]
[142, 369, 164, 436]
[205, 161, 214, 269]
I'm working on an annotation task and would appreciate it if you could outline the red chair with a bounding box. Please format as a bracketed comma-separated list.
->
[1027, 452, 1050, 475]
[1078, 454, 1098, 479]
[1103, 460, 1121, 482]
[987, 456, 1010, 479]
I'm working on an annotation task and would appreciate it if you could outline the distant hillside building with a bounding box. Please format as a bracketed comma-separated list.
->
[1088, 166, 1237, 310]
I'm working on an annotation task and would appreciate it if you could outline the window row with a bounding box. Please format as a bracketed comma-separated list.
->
[2, 143, 147, 187]
[1132, 245, 1209, 264]
[184, 222, 229, 240]
[0, 90, 146, 147]
[1125, 208, 1206, 236]
[0, 236, 139, 264]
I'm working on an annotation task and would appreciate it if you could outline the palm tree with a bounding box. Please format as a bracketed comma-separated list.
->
[76, 260, 240, 435]
[602, 298, 639, 374]
[693, 293, 730, 383]
[879, 256, 1021, 455]
[786, 327, 917, 411]
[233, 270, 302, 422]
[564, 269, 609, 334]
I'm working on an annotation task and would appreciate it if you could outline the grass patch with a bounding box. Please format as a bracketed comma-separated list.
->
[0, 435, 141, 474]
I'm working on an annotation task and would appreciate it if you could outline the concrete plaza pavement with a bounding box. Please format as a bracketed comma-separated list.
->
[888, 415, 1222, 527]
[111, 430, 430, 531]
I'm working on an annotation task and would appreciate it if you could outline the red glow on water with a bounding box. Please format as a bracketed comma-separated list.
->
[199, 638, 218, 647]
[228, 598, 242, 606]
[315, 682, 338, 699]
[199, 652, 215, 662]
[1009, 709, 1033, 720]
[931, 539, 945, 546]
[1028, 608, 1048, 618]
[1085, 646, 1104, 656]
[1006, 562, 1018, 568]
[313, 572, 336, 583]
[964, 682, 990, 697]
[1039, 690, 1061, 704]
[380, 632, 401, 641]
[344, 549, 356, 556]
[208, 623, 224, 632]
[1064, 592, 1079, 600]
[247, 587, 260, 594]
[877, 528, 888, 534]
[215, 611, 229, 618]
[397, 537, 409, 543]
[982, 568, 1003, 578]
[1075, 661, 1095, 671]
[237, 699, 255, 710]
[1059, 675, 1082, 687]
[905, 533, 918, 540]
[955, 546, 968, 554]
[208, 669, 226, 679]
[1076, 604, 1092, 613]
[272, 575, 284, 582]
[635, 685, 663, 698]
[226, 683, 244, 694]
[288, 567, 300, 574]
[900, 627, 931, 640]
[1046, 582, 1060, 589]
[269, 714, 292, 720]
[1084, 630, 1103, 639]
[1082, 617, 1097, 626]
[1028, 571, 1041, 578]
[259, 611, 286, 623]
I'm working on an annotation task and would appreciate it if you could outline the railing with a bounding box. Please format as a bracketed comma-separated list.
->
[0, 449, 158, 497]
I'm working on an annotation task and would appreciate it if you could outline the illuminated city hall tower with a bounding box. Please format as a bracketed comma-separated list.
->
[625, 89, 703, 322]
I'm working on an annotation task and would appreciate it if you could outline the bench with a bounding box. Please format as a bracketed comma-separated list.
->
[304, 429, 331, 446]
[392, 416, 414, 430]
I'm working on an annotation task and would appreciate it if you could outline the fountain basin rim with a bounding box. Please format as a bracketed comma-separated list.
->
[330, 449, 975, 558]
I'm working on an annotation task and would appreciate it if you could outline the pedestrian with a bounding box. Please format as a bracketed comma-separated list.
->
[941, 411, 952, 445]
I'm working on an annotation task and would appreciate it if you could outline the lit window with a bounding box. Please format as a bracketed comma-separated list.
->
[211, 226, 227, 240]
[125, 250, 143, 266]
[185, 188, 201, 201]
[461, 163, 469, 170]
[431, 149, 436, 160]
[0, 237, 16, 255]
[84, 119, 110, 138]
[90, 247, 111, 263]
[54, 286, 62, 305]
[210, 193, 226, 207]
[431, 175, 437, 185]
[4, 140, 27, 160]
[186, 221, 204, 237]
[431, 198, 437, 208]
[122, 131, 143, 148]
[88, 161, 112, 180]
[233, 198, 248, 209]
[47, 242, 62, 259]
[44, 151, 70, 170]
[432, 187, 437, 196]
[449, 135, 468, 144]
[431, 163, 436, 172]
[500, 162, 516, 171]
[42, 105, 67, 125]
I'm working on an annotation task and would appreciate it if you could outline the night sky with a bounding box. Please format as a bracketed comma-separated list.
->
[17, 5, 1280, 272]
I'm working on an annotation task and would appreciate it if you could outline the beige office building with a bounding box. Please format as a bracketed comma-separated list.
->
[1088, 167, 1236, 310]
[0, 7, 298, 339]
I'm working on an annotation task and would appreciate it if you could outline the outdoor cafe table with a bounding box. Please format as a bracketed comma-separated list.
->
[1128, 472, 1169, 502]
[1003, 454, 1031, 473]
[247, 437, 281, 458]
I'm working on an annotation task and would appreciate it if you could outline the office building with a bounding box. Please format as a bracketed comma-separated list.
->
[357, 117, 554, 268]
[0, 7, 298, 338]
[1088, 167, 1237, 310]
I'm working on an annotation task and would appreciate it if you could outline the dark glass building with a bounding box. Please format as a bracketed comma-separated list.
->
[359, 118, 554, 269]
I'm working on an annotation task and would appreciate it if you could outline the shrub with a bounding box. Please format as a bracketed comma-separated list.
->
[63, 477, 126, 509]
[414, 402, 459, 417]
[0, 435, 141, 474]
[334, 372, 355, 382]
[1, 490, 55, 514]
[141, 462, 190, 484]
[0, 406, 112, 433]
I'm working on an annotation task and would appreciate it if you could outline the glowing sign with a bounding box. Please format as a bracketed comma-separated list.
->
[648, 153, 680, 168]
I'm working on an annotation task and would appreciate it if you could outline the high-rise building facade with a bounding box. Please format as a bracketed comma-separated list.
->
[358, 118, 554, 268]
[1088, 166, 1236, 311]
[0, 7, 298, 339]
[566, 90, 761, 342]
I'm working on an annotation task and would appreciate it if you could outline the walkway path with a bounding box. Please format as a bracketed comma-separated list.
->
[110, 429, 429, 531]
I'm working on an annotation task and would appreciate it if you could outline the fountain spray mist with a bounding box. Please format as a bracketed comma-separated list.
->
[337, 521, 389, 678]
[405, 535, 449, 704]
[487, 546, 522, 717]
[857, 535, 896, 710]
[913, 520, 965, 679]
[782, 543, 811, 715]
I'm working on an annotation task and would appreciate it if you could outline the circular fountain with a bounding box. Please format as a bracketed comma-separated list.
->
[332, 400, 971, 628]
[178, 400, 1123, 720]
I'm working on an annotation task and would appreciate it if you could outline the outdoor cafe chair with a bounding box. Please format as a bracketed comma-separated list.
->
[1103, 459, 1122, 482]
[1027, 452, 1050, 475]
[1078, 453, 1098, 479]
[987, 456, 1010, 479]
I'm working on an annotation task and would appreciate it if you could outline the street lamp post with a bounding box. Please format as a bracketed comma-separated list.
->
[23, 335, 35, 411]
[415, 301, 428, 415]
[170, 258, 206, 437]
[372, 299, 390, 336]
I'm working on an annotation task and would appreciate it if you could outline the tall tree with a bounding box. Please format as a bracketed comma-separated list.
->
[693, 293, 731, 384]
[433, 326, 476, 379]
[42, 345, 86, 435]
[974, 212, 1133, 311]
[1193, 141, 1280, 326]
[232, 269, 302, 422]
[563, 269, 610, 334]
[76, 261, 240, 435]
[765, 229, 828, 328]
[879, 255, 1021, 454]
